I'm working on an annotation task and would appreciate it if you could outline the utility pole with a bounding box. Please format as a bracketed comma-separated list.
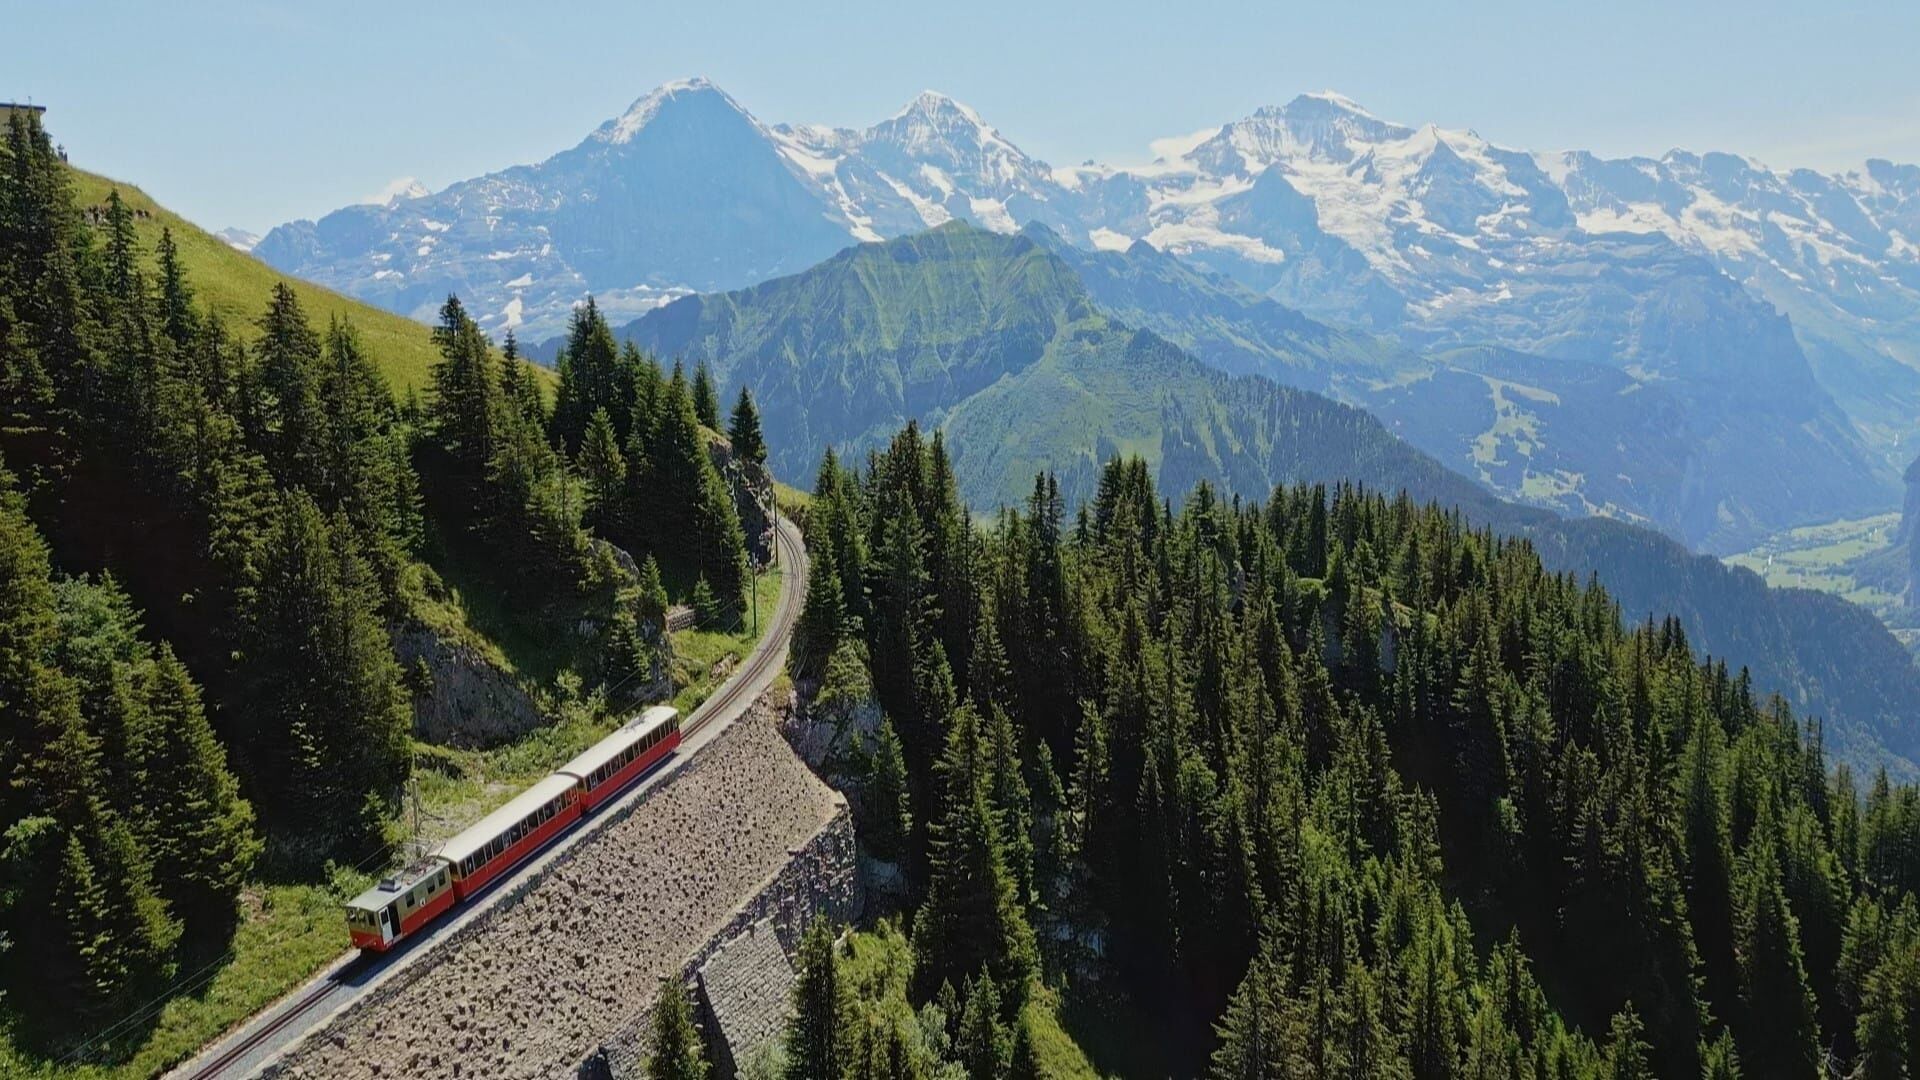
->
[408, 776, 423, 858]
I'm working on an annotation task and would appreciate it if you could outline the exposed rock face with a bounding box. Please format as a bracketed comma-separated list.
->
[390, 622, 543, 748]
[707, 433, 776, 566]
[779, 682, 883, 778]
[262, 698, 843, 1080]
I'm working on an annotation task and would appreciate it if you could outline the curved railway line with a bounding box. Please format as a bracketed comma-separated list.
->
[168, 517, 805, 1080]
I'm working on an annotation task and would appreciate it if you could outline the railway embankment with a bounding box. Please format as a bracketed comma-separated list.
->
[578, 799, 859, 1078]
[259, 694, 840, 1080]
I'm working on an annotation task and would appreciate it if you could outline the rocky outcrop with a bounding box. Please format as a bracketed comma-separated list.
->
[391, 622, 543, 748]
[707, 434, 776, 566]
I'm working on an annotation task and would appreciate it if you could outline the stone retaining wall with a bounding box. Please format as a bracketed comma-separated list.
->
[580, 803, 860, 1078]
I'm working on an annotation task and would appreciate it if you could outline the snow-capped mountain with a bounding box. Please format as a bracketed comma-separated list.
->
[254, 79, 1917, 550]
[1547, 150, 1920, 444]
[214, 227, 259, 252]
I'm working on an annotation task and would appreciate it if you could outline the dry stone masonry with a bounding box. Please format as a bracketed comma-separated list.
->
[261, 698, 842, 1080]
[581, 803, 859, 1079]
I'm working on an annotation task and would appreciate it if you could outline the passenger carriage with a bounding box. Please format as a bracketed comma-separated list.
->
[438, 773, 583, 901]
[556, 706, 683, 811]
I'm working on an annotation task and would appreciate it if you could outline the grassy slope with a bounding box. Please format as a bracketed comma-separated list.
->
[68, 168, 552, 395]
[2, 173, 567, 1079]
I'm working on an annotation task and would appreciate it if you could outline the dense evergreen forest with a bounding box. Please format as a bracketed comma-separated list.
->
[0, 112, 753, 1049]
[756, 421, 1920, 1079]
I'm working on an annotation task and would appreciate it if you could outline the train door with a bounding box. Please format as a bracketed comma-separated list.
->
[377, 904, 395, 946]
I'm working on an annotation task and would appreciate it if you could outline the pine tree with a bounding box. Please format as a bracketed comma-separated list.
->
[915, 706, 1038, 1003]
[155, 227, 198, 354]
[728, 384, 767, 466]
[254, 282, 325, 489]
[648, 977, 709, 1080]
[794, 537, 848, 680]
[1733, 836, 1820, 1078]
[56, 814, 180, 1020]
[692, 362, 719, 428]
[428, 294, 498, 480]
[1601, 1008, 1654, 1080]
[865, 718, 913, 864]
[691, 576, 722, 630]
[633, 370, 747, 602]
[1209, 946, 1297, 1079]
[579, 405, 628, 532]
[243, 492, 410, 864]
[785, 921, 852, 1080]
[955, 972, 1010, 1080]
[636, 554, 670, 627]
[549, 296, 620, 452]
[132, 644, 259, 938]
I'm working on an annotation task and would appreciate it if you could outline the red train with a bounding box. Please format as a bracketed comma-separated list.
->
[345, 706, 682, 951]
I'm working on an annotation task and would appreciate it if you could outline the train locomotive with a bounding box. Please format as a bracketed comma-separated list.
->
[345, 705, 682, 951]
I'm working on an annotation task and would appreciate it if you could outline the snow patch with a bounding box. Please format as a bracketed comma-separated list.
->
[360, 176, 428, 207]
[968, 196, 1017, 233]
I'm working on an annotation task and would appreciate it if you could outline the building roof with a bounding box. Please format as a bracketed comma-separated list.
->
[435, 773, 579, 865]
[0, 103, 46, 112]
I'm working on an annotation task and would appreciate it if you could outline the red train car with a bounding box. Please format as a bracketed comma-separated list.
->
[556, 706, 683, 812]
[439, 774, 583, 901]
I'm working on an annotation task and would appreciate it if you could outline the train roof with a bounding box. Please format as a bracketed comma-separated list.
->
[623, 705, 679, 733]
[346, 856, 449, 912]
[557, 708, 679, 781]
[434, 773, 579, 865]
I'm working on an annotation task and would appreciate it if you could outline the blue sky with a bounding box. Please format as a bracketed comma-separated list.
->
[12, 0, 1920, 234]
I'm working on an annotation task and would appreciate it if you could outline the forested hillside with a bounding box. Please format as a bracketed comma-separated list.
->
[773, 422, 1920, 1079]
[619, 221, 1920, 778]
[0, 112, 755, 1069]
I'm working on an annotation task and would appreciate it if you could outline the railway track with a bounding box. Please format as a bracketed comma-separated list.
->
[682, 516, 803, 740]
[169, 516, 805, 1080]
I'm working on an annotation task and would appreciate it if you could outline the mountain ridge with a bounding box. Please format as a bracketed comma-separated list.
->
[256, 79, 1907, 551]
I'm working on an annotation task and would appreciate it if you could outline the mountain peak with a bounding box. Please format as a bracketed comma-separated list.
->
[1291, 90, 1376, 117]
[894, 89, 980, 123]
[597, 77, 748, 144]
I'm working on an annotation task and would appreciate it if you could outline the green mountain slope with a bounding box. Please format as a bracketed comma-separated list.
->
[1020, 222, 1418, 391]
[620, 222, 1920, 774]
[1023, 223, 1894, 553]
[68, 169, 537, 395]
[630, 222, 1496, 514]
